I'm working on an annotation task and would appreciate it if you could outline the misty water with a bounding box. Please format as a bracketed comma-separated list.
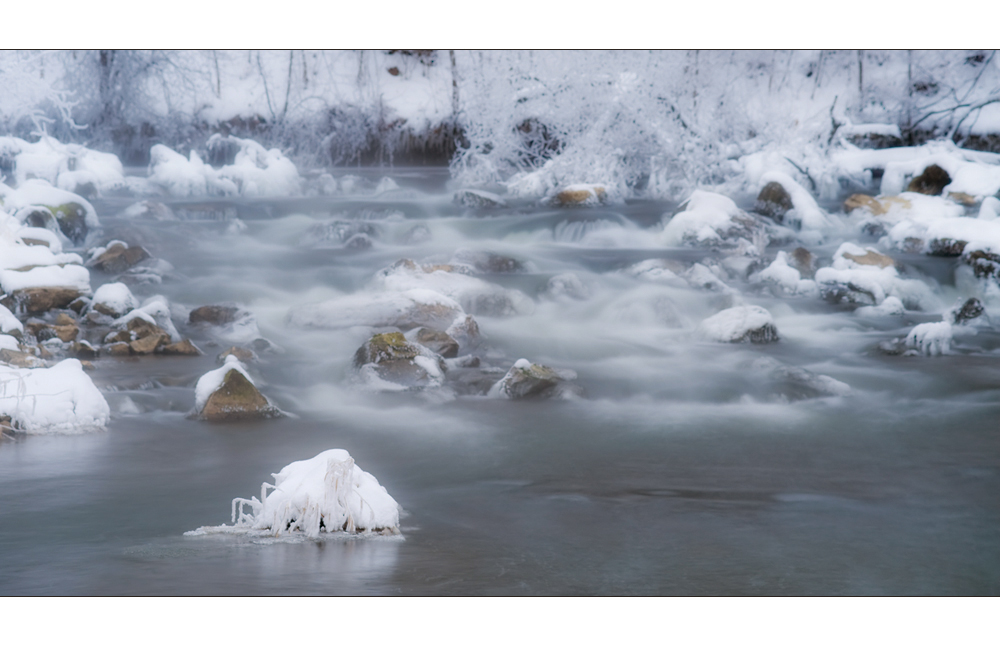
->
[1, 167, 998, 595]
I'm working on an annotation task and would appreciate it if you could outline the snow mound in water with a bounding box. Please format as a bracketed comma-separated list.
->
[661, 191, 762, 248]
[0, 359, 110, 433]
[906, 322, 953, 356]
[148, 136, 301, 197]
[0, 136, 126, 195]
[189, 449, 401, 538]
[751, 251, 818, 297]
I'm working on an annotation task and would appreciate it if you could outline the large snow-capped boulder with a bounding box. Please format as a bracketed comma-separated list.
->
[0, 136, 126, 197]
[89, 282, 138, 319]
[698, 305, 779, 344]
[194, 355, 281, 421]
[0, 359, 109, 433]
[223, 449, 401, 537]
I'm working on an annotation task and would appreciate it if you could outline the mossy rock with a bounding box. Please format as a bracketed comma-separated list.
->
[354, 332, 420, 367]
[498, 361, 565, 399]
[201, 369, 281, 421]
[46, 202, 89, 244]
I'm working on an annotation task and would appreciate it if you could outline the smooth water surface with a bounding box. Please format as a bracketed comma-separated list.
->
[1, 168, 998, 595]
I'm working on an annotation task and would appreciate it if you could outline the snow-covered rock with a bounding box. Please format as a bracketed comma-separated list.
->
[0, 179, 100, 244]
[0, 359, 109, 433]
[815, 243, 939, 310]
[215, 449, 401, 537]
[751, 251, 818, 297]
[0, 136, 126, 197]
[454, 188, 507, 208]
[90, 282, 138, 319]
[698, 305, 779, 343]
[194, 355, 280, 421]
[187, 304, 261, 345]
[748, 357, 851, 400]
[553, 184, 606, 206]
[661, 190, 765, 248]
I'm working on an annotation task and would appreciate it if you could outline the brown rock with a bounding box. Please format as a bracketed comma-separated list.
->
[189, 305, 241, 326]
[104, 330, 132, 344]
[160, 339, 202, 356]
[555, 185, 606, 205]
[71, 340, 99, 359]
[928, 238, 968, 257]
[842, 249, 895, 268]
[789, 247, 816, 278]
[0, 349, 46, 368]
[129, 333, 169, 355]
[68, 297, 89, 314]
[20, 237, 50, 247]
[754, 182, 794, 222]
[844, 194, 882, 214]
[91, 242, 151, 274]
[127, 317, 166, 340]
[413, 328, 460, 358]
[907, 164, 951, 196]
[53, 324, 79, 343]
[55, 313, 76, 326]
[105, 342, 131, 356]
[201, 368, 281, 422]
[1, 288, 82, 316]
[217, 346, 256, 363]
[80, 360, 95, 371]
[948, 191, 978, 206]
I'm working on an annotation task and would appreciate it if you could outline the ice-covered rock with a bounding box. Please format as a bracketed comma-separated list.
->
[0, 359, 109, 433]
[214, 449, 401, 537]
[488, 358, 578, 399]
[698, 305, 779, 343]
[755, 171, 833, 234]
[949, 297, 986, 325]
[751, 251, 819, 297]
[454, 188, 507, 208]
[194, 355, 281, 421]
[661, 190, 765, 248]
[288, 288, 466, 332]
[748, 357, 851, 401]
[815, 243, 939, 310]
[353, 332, 446, 391]
[905, 322, 953, 356]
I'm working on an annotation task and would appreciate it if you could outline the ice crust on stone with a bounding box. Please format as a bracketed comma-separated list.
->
[905, 322, 953, 356]
[698, 305, 777, 343]
[190, 449, 401, 538]
[0, 359, 110, 433]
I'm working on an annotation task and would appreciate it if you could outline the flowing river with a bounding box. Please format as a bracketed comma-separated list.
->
[1, 167, 998, 595]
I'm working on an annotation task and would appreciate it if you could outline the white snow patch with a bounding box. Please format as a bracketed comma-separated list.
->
[0, 359, 110, 433]
[905, 322, 953, 356]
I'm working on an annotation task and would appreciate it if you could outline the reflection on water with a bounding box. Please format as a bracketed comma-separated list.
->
[1, 168, 999, 595]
